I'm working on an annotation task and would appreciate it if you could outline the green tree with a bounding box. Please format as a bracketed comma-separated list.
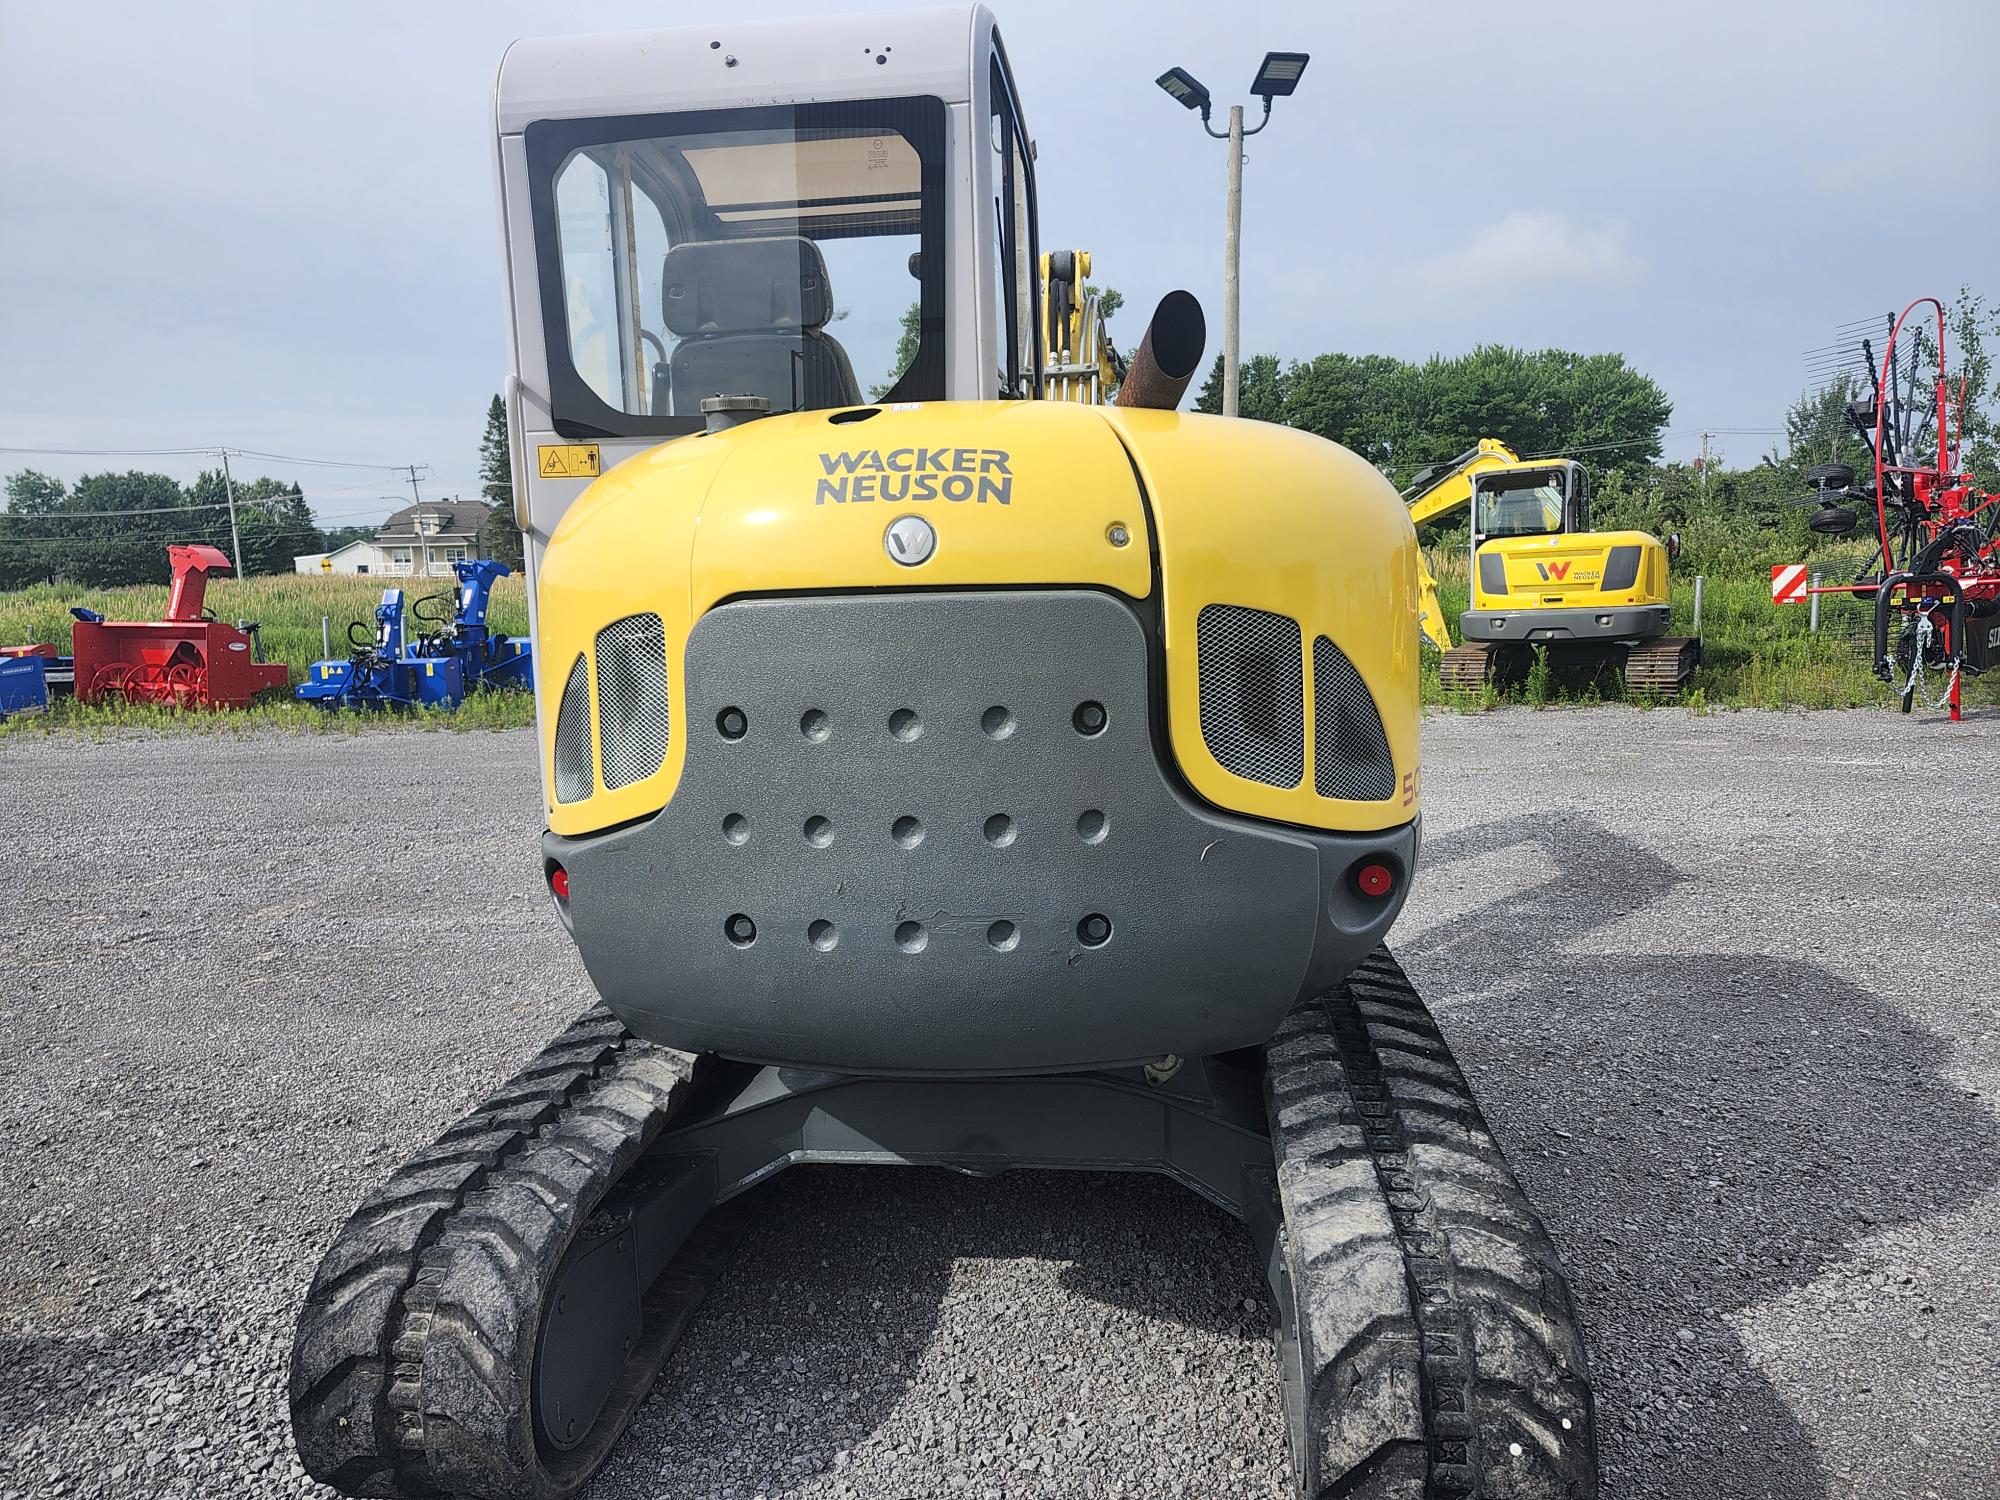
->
[480, 394, 512, 506]
[0, 471, 69, 588]
[478, 394, 526, 570]
[871, 303, 924, 401]
[1084, 284, 1124, 324]
[1196, 344, 1672, 487]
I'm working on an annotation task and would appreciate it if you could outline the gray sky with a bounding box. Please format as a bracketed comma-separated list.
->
[3, 0, 1995, 526]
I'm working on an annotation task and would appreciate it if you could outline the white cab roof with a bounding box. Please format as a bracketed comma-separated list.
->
[495, 5, 992, 133]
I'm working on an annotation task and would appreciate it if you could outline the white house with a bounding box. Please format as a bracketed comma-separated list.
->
[373, 500, 493, 577]
[293, 539, 389, 575]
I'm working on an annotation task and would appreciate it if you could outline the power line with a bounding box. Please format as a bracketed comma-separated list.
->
[0, 442, 425, 472]
[1, 500, 235, 519]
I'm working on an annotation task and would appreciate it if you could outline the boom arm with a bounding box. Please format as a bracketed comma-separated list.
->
[1400, 438, 1528, 528]
[1401, 439, 1526, 650]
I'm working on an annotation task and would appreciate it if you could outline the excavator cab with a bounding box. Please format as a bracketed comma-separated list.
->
[1470, 460, 1582, 542]
[494, 8, 1045, 585]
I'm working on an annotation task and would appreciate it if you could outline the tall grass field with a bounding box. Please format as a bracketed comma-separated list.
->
[0, 573, 535, 733]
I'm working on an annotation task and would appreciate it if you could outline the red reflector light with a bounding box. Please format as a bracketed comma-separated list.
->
[1354, 862, 1395, 899]
[549, 866, 570, 902]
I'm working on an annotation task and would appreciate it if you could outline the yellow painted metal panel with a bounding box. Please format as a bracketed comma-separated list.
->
[534, 433, 733, 835]
[535, 402, 1149, 836]
[685, 402, 1150, 615]
[1104, 409, 1422, 833]
[1471, 530, 1670, 611]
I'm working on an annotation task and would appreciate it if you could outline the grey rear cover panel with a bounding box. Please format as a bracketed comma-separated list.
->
[548, 590, 1413, 1075]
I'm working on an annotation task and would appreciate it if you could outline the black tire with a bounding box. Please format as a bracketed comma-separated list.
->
[1807, 505, 1859, 536]
[1806, 461, 1854, 490]
[1264, 950, 1596, 1498]
[290, 1009, 710, 1499]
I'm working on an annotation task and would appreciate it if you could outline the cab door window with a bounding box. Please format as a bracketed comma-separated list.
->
[987, 57, 1040, 398]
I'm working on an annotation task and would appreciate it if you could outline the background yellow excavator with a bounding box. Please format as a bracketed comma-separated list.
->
[1407, 437, 1699, 695]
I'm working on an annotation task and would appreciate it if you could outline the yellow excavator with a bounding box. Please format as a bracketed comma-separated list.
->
[1407, 438, 1698, 695]
[287, 10, 1597, 1500]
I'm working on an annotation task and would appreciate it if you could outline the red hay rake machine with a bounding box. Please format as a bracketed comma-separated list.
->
[70, 544, 290, 710]
[1798, 297, 2000, 719]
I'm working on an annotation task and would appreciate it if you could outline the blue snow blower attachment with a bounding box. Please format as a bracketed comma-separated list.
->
[297, 560, 532, 711]
[0, 652, 53, 722]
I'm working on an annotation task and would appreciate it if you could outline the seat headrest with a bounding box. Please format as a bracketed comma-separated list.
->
[661, 236, 834, 336]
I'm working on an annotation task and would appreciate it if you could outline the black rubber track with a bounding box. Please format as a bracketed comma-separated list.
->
[1264, 948, 1597, 1499]
[289, 1008, 724, 1500]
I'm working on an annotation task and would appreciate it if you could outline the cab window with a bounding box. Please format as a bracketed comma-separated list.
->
[987, 57, 1039, 397]
[1474, 473, 1570, 538]
[528, 98, 947, 438]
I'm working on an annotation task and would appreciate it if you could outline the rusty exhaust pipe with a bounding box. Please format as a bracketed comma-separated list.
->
[1115, 290, 1207, 411]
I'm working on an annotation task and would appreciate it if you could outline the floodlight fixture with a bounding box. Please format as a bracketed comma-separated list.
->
[1156, 67, 1211, 114]
[1250, 51, 1310, 99]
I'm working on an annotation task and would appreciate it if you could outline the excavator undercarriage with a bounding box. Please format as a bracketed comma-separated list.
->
[293, 952, 1595, 1499]
[1438, 636, 1702, 698]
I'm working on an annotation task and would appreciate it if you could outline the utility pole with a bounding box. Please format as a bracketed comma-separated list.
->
[217, 449, 243, 575]
[1155, 52, 1310, 421]
[1699, 431, 1713, 500]
[1223, 104, 1244, 419]
[404, 464, 432, 577]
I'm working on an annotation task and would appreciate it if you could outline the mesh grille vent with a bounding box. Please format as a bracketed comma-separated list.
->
[1312, 636, 1396, 802]
[1196, 604, 1304, 788]
[552, 653, 593, 804]
[595, 613, 671, 791]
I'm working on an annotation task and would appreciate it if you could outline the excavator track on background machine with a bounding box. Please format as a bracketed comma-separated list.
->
[290, 10, 1598, 1497]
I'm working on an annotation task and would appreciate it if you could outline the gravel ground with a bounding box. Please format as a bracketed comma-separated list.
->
[0, 707, 1995, 1500]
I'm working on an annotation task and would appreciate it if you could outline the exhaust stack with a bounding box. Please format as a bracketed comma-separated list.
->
[1115, 290, 1207, 411]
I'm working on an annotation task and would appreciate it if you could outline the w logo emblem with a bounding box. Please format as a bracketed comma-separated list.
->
[1536, 561, 1572, 581]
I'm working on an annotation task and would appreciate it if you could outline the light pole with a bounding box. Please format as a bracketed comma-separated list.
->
[1156, 52, 1310, 418]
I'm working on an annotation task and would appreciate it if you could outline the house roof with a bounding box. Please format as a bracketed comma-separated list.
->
[376, 500, 491, 543]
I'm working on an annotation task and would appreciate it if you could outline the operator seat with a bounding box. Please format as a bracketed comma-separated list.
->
[661, 235, 862, 414]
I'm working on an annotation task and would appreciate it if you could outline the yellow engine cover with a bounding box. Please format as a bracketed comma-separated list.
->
[535, 400, 1420, 837]
[1471, 530, 1669, 612]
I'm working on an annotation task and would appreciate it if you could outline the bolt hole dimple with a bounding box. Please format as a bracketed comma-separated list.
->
[983, 814, 1017, 848]
[1076, 912, 1112, 947]
[800, 709, 830, 741]
[1077, 809, 1108, 844]
[717, 707, 747, 740]
[725, 914, 756, 948]
[892, 815, 924, 848]
[1072, 701, 1107, 736]
[986, 920, 1019, 952]
[894, 920, 928, 954]
[980, 705, 1016, 739]
[888, 708, 922, 741]
[808, 919, 838, 952]
[804, 815, 835, 848]
[722, 814, 750, 845]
